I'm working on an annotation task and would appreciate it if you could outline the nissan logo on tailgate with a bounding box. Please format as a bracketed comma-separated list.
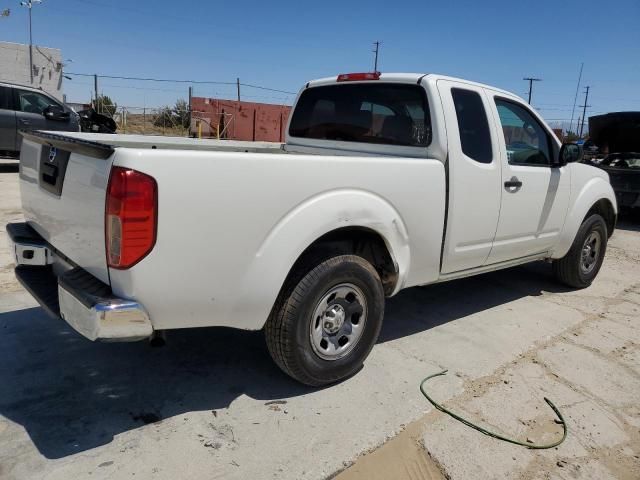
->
[48, 147, 57, 163]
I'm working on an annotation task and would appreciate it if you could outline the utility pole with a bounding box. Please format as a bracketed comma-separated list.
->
[579, 86, 590, 138]
[94, 74, 99, 113]
[523, 77, 542, 104]
[372, 41, 381, 72]
[236, 78, 241, 103]
[20, 0, 42, 84]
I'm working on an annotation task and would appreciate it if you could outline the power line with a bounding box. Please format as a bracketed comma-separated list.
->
[523, 77, 542, 104]
[66, 72, 234, 85]
[239, 83, 296, 95]
[65, 72, 296, 95]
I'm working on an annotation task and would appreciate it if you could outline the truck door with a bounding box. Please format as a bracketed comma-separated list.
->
[0, 86, 17, 152]
[485, 95, 570, 264]
[438, 80, 503, 273]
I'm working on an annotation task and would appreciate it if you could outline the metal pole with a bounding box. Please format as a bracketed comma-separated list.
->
[252, 109, 256, 141]
[579, 86, 590, 138]
[188, 86, 193, 136]
[237, 78, 241, 103]
[28, 6, 33, 83]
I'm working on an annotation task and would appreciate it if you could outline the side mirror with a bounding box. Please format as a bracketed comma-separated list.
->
[556, 143, 583, 167]
[43, 104, 70, 122]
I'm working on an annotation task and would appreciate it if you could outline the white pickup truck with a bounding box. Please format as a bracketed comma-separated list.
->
[8, 72, 617, 386]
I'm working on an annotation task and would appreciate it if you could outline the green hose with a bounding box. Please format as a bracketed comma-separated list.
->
[420, 369, 567, 449]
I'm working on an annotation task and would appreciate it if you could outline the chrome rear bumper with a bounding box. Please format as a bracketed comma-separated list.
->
[7, 222, 153, 342]
[58, 285, 152, 341]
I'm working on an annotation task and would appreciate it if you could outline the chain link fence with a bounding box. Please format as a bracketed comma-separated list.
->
[107, 105, 190, 136]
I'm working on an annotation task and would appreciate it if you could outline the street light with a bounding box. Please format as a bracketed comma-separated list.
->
[20, 0, 42, 84]
[62, 59, 73, 80]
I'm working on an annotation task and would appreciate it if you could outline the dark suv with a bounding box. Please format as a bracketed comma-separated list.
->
[0, 82, 80, 159]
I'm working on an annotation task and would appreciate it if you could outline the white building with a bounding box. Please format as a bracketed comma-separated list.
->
[0, 41, 63, 100]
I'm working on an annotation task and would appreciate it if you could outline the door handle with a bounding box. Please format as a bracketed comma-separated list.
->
[19, 119, 31, 125]
[504, 177, 523, 189]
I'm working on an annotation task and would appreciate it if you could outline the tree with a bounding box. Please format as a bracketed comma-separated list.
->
[153, 106, 173, 128]
[564, 131, 580, 142]
[174, 99, 190, 129]
[153, 99, 190, 129]
[96, 94, 117, 116]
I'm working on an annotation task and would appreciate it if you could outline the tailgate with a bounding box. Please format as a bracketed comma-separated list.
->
[18, 131, 115, 284]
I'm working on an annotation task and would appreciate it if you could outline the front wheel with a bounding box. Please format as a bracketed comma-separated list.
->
[553, 214, 608, 288]
[265, 255, 385, 386]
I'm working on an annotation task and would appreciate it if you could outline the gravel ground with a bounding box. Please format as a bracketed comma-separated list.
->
[0, 164, 638, 480]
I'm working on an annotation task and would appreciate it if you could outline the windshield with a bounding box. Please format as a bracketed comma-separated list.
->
[289, 83, 431, 147]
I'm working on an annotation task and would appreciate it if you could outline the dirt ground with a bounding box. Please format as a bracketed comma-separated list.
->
[0, 162, 639, 479]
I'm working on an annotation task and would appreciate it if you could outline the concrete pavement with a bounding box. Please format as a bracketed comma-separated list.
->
[1, 166, 638, 479]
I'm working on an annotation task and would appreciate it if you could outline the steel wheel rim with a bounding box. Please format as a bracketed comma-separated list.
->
[580, 230, 602, 275]
[309, 283, 367, 361]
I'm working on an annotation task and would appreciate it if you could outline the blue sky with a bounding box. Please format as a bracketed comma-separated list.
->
[1, 0, 639, 130]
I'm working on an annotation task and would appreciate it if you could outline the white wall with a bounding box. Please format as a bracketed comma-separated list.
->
[0, 41, 63, 100]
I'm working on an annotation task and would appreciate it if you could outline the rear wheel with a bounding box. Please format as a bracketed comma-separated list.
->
[553, 214, 608, 288]
[265, 255, 384, 386]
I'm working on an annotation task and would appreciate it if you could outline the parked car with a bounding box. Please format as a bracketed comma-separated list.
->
[7, 72, 617, 386]
[593, 152, 640, 210]
[0, 81, 80, 159]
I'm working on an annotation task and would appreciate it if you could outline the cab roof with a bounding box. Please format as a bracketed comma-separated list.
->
[306, 72, 523, 103]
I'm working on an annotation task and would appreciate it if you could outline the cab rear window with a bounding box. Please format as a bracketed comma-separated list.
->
[289, 83, 431, 147]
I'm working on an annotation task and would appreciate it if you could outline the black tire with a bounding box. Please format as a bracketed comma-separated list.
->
[265, 255, 385, 386]
[553, 214, 608, 288]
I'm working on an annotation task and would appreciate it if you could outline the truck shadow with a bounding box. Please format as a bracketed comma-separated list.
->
[0, 262, 568, 459]
[378, 261, 570, 343]
[616, 211, 640, 231]
[0, 163, 19, 174]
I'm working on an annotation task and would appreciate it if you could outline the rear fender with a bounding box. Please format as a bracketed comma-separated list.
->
[233, 189, 410, 329]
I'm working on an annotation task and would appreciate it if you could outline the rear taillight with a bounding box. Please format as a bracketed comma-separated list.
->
[106, 167, 157, 269]
[336, 72, 381, 82]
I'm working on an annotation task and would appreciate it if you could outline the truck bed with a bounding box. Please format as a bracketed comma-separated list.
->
[52, 132, 285, 154]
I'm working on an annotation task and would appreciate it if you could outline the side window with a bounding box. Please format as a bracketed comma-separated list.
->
[0, 86, 11, 110]
[451, 88, 492, 163]
[494, 98, 551, 166]
[16, 90, 56, 115]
